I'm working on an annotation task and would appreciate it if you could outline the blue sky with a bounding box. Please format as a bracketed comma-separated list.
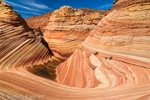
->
[3, 0, 114, 19]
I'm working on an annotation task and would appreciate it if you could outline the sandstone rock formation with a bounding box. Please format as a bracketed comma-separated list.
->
[44, 6, 105, 60]
[25, 7, 106, 74]
[0, 0, 55, 79]
[78, 8, 106, 15]
[25, 11, 53, 32]
[1, 0, 150, 100]
[25, 8, 105, 33]
[56, 0, 150, 99]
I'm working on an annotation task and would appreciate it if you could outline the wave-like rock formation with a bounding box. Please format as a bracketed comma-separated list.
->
[1, 0, 150, 100]
[44, 6, 105, 58]
[0, 0, 55, 79]
[25, 11, 53, 33]
[56, 0, 150, 99]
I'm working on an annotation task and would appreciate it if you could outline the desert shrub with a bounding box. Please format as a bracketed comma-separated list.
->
[105, 57, 108, 59]
[109, 56, 113, 60]
[94, 52, 98, 55]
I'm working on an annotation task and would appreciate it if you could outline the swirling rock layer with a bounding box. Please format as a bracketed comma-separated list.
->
[0, 0, 54, 79]
[44, 6, 105, 59]
[1, 0, 150, 100]
[56, 0, 150, 99]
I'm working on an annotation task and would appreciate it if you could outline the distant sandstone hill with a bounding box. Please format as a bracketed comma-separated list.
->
[25, 8, 105, 33]
[44, 6, 105, 61]
[56, 0, 150, 99]
[25, 11, 53, 33]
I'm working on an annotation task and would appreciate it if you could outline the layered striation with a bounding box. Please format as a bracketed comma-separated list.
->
[25, 8, 105, 33]
[0, 0, 55, 79]
[56, 0, 150, 99]
[44, 6, 105, 59]
[1, 0, 150, 100]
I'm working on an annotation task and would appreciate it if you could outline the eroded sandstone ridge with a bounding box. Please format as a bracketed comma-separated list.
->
[25, 11, 53, 33]
[25, 8, 105, 33]
[44, 6, 105, 61]
[56, 0, 150, 99]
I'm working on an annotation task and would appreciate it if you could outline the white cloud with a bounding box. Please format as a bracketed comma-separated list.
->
[21, 0, 53, 10]
[14, 10, 40, 15]
[3, 0, 40, 12]
[96, 3, 113, 9]
[2, 0, 54, 18]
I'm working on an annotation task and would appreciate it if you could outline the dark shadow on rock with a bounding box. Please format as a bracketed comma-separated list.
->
[37, 67, 51, 79]
[41, 37, 54, 57]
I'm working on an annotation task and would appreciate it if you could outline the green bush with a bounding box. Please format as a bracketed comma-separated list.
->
[94, 52, 98, 55]
[109, 56, 113, 60]
[105, 57, 108, 59]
